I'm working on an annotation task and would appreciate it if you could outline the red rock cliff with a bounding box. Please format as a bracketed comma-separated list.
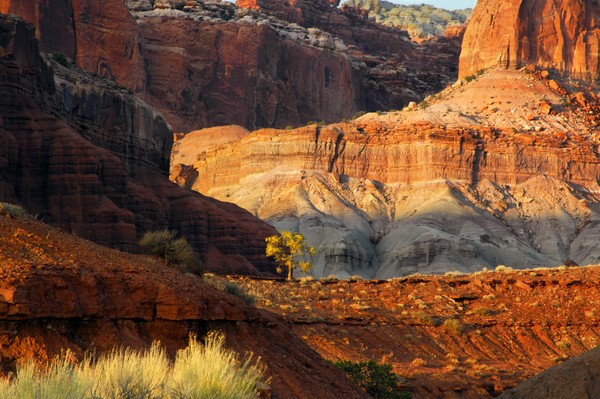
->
[459, 0, 600, 78]
[1, 0, 146, 91]
[0, 15, 275, 275]
[2, 0, 461, 131]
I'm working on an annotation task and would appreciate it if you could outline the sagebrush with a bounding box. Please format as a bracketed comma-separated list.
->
[139, 230, 203, 275]
[0, 332, 265, 399]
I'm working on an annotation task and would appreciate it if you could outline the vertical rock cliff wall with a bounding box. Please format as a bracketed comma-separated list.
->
[459, 0, 600, 79]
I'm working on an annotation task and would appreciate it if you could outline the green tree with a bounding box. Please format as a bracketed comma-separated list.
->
[265, 231, 316, 280]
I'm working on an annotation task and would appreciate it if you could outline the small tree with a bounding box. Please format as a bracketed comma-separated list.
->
[265, 231, 316, 280]
[139, 230, 202, 275]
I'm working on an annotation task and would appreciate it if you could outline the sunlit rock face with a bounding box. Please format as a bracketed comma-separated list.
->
[459, 0, 600, 79]
[172, 67, 600, 277]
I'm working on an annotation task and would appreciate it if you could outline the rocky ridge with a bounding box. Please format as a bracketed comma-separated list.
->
[173, 68, 600, 278]
[342, 0, 471, 39]
[226, 264, 600, 398]
[0, 14, 275, 274]
[459, 0, 600, 79]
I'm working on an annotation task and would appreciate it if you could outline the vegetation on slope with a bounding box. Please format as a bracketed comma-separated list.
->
[342, 0, 471, 37]
[0, 333, 265, 399]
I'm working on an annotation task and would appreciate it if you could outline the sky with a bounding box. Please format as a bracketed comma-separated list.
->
[389, 0, 477, 9]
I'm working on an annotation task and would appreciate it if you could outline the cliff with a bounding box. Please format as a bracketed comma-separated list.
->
[2, 0, 462, 131]
[0, 14, 275, 275]
[459, 0, 600, 79]
[173, 68, 600, 278]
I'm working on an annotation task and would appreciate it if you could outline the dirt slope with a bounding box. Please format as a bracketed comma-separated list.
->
[0, 212, 367, 399]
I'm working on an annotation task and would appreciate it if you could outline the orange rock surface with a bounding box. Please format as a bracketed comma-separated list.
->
[228, 264, 600, 398]
[459, 0, 600, 78]
[0, 14, 275, 275]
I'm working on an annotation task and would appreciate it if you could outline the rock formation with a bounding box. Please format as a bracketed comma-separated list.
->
[0, 14, 275, 275]
[2, 0, 462, 131]
[0, 0, 146, 91]
[498, 345, 600, 399]
[173, 68, 600, 278]
[459, 0, 600, 79]
[0, 214, 368, 399]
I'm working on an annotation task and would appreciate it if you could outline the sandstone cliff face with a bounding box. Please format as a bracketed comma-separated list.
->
[173, 69, 600, 277]
[0, 0, 146, 91]
[459, 0, 600, 79]
[0, 15, 275, 274]
[2, 0, 462, 131]
[134, 8, 358, 131]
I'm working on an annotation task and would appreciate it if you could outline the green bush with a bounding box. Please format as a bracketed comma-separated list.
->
[334, 360, 411, 399]
[0, 333, 265, 399]
[139, 230, 203, 275]
[223, 282, 255, 305]
[0, 202, 26, 218]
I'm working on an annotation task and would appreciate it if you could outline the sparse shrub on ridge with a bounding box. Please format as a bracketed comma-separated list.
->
[223, 282, 256, 305]
[0, 332, 265, 399]
[334, 360, 411, 399]
[0, 202, 26, 218]
[139, 230, 203, 275]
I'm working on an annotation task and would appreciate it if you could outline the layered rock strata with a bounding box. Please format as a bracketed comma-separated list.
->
[459, 0, 600, 79]
[173, 69, 600, 277]
[0, 15, 275, 274]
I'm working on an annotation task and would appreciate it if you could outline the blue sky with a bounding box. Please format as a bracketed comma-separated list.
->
[389, 0, 476, 9]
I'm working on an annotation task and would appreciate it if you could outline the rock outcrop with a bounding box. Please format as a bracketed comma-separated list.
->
[0, 14, 275, 274]
[498, 345, 600, 399]
[0, 214, 368, 399]
[173, 68, 600, 277]
[0, 0, 146, 91]
[459, 0, 600, 79]
[2, 0, 463, 131]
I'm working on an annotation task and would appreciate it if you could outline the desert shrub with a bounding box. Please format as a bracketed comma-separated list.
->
[139, 230, 203, 275]
[52, 53, 70, 67]
[463, 74, 477, 83]
[443, 318, 464, 334]
[0, 202, 26, 218]
[223, 282, 255, 305]
[413, 311, 439, 326]
[334, 360, 410, 399]
[0, 333, 264, 399]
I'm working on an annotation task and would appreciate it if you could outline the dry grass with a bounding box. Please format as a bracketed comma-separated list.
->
[0, 332, 265, 399]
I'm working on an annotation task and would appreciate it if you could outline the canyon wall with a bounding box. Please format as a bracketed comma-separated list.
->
[1, 0, 462, 131]
[0, 14, 275, 274]
[460, 0, 600, 79]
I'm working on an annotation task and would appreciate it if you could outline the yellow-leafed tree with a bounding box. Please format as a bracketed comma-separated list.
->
[265, 231, 316, 280]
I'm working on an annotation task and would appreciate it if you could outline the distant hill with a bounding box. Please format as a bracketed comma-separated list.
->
[342, 0, 472, 38]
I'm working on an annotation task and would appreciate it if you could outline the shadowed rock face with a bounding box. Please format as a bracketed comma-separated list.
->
[0, 15, 276, 275]
[459, 0, 600, 78]
[1, 0, 147, 91]
[498, 345, 600, 399]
